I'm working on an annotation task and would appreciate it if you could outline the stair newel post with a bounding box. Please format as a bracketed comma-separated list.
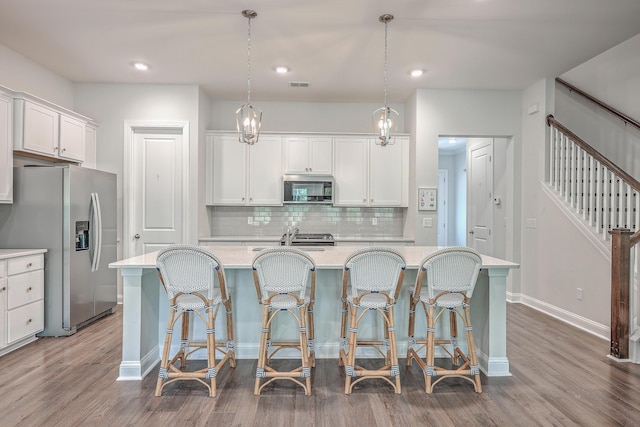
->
[609, 228, 632, 359]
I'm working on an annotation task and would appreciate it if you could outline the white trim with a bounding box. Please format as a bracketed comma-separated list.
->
[123, 120, 190, 259]
[541, 181, 611, 260]
[519, 295, 609, 341]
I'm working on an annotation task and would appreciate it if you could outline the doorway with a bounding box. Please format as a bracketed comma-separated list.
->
[123, 121, 190, 259]
[437, 136, 509, 257]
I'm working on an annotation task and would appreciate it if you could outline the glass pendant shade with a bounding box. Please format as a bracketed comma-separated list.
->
[372, 106, 399, 146]
[236, 103, 261, 145]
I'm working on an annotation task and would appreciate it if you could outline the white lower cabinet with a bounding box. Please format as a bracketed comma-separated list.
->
[0, 250, 46, 356]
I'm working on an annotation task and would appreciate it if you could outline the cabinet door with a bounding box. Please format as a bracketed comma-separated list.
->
[249, 136, 282, 205]
[21, 101, 59, 156]
[308, 137, 333, 174]
[0, 92, 12, 203]
[333, 138, 368, 206]
[59, 114, 85, 162]
[369, 138, 404, 206]
[0, 271, 6, 349]
[283, 137, 309, 174]
[83, 123, 98, 168]
[209, 134, 247, 205]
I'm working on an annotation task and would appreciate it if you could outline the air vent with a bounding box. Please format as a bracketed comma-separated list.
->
[288, 81, 310, 88]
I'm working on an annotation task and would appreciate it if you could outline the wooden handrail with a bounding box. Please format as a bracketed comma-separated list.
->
[547, 115, 640, 193]
[556, 78, 640, 132]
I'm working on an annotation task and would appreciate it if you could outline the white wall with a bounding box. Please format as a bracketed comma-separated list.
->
[210, 100, 405, 134]
[0, 44, 74, 109]
[73, 83, 203, 257]
[413, 89, 522, 254]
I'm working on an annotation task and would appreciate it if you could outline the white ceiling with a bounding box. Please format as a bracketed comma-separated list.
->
[0, 0, 639, 103]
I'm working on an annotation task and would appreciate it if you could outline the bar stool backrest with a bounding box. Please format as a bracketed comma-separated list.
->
[252, 248, 316, 302]
[344, 247, 406, 299]
[419, 247, 482, 299]
[156, 245, 227, 301]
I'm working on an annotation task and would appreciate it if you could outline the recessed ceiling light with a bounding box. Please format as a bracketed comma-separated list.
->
[274, 66, 290, 74]
[133, 62, 150, 71]
[410, 69, 424, 77]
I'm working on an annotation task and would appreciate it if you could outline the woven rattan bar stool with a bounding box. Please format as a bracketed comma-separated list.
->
[338, 247, 406, 394]
[155, 245, 235, 397]
[407, 246, 483, 393]
[252, 247, 316, 395]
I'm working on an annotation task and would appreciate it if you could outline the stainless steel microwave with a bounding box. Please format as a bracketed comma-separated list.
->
[283, 175, 333, 204]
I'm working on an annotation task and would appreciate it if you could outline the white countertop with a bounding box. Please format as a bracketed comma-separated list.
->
[110, 245, 519, 270]
[0, 248, 48, 260]
[198, 236, 415, 243]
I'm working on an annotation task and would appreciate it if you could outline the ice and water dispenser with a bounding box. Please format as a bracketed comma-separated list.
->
[75, 221, 89, 251]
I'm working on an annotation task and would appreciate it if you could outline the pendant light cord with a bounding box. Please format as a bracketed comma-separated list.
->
[246, 14, 252, 104]
[383, 18, 388, 109]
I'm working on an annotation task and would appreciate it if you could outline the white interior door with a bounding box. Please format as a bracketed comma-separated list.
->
[129, 127, 185, 256]
[467, 139, 494, 255]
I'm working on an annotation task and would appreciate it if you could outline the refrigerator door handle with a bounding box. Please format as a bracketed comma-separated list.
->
[90, 192, 103, 272]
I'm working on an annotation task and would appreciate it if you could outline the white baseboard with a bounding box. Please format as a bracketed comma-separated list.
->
[519, 295, 609, 341]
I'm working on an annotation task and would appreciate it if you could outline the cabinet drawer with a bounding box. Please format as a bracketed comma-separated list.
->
[7, 269, 44, 309]
[7, 255, 44, 276]
[8, 300, 44, 343]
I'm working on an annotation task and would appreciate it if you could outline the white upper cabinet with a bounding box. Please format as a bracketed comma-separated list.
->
[0, 89, 13, 203]
[333, 137, 369, 206]
[83, 122, 98, 169]
[283, 136, 333, 175]
[13, 93, 90, 163]
[334, 136, 408, 207]
[206, 132, 282, 206]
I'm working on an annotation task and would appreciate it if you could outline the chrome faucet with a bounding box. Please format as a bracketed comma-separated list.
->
[285, 227, 292, 246]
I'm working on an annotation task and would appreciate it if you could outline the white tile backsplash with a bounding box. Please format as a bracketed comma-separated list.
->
[208, 205, 404, 238]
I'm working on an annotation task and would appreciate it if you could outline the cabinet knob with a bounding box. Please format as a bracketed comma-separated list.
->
[27, 287, 32, 292]
[54, 146, 58, 151]
[134, 234, 141, 239]
[27, 318, 32, 324]
[62, 148, 66, 152]
[27, 262, 33, 268]
[363, 198, 366, 203]
[242, 197, 245, 201]
[1, 287, 6, 291]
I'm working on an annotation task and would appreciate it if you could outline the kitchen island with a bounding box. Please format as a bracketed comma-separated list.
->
[110, 245, 518, 381]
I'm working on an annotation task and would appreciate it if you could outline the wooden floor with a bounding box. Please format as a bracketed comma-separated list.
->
[1, 303, 640, 426]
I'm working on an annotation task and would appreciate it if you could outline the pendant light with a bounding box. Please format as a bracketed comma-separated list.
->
[372, 13, 399, 147]
[236, 10, 261, 145]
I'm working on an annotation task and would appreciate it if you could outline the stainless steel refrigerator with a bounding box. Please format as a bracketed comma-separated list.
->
[0, 165, 117, 336]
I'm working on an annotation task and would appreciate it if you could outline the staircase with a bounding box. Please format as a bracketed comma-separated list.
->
[546, 112, 640, 363]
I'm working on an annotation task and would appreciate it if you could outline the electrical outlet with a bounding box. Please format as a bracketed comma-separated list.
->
[423, 218, 433, 228]
[372, 218, 378, 225]
[525, 218, 537, 229]
[247, 217, 253, 225]
[577, 288, 583, 301]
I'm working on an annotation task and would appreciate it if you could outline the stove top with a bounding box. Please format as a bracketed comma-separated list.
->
[280, 232, 335, 246]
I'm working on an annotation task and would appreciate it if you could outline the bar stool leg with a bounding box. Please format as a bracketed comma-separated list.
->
[386, 305, 401, 394]
[425, 303, 436, 393]
[224, 299, 236, 368]
[206, 306, 217, 397]
[255, 304, 271, 395]
[156, 303, 177, 397]
[298, 305, 312, 395]
[463, 303, 482, 393]
[344, 303, 359, 394]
